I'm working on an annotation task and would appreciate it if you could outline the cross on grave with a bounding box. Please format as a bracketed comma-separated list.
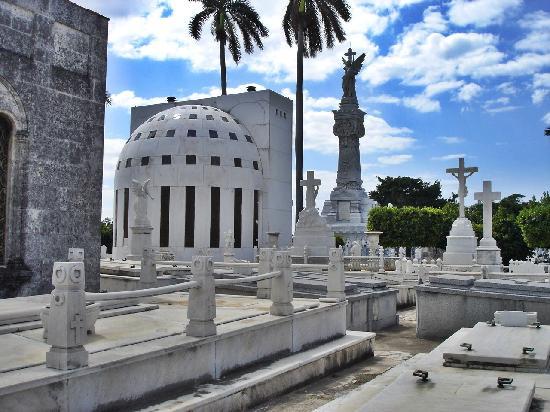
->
[300, 170, 321, 210]
[345, 47, 356, 64]
[474, 180, 501, 240]
[446, 157, 478, 218]
[70, 313, 86, 344]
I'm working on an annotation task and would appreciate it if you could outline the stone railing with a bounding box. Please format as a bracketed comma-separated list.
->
[343, 256, 399, 272]
[45, 248, 347, 371]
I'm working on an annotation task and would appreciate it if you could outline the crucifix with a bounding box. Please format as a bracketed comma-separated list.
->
[474, 180, 501, 240]
[446, 157, 478, 218]
[345, 47, 356, 64]
[300, 170, 321, 210]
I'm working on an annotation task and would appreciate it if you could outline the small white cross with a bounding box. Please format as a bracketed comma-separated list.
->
[300, 170, 321, 210]
[345, 47, 356, 64]
[474, 180, 501, 239]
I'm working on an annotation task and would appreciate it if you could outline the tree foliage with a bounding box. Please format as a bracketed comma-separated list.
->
[517, 200, 550, 249]
[101, 218, 113, 254]
[189, 0, 268, 94]
[368, 176, 447, 208]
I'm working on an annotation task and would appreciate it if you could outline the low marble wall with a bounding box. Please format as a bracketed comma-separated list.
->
[347, 290, 399, 331]
[417, 275, 550, 339]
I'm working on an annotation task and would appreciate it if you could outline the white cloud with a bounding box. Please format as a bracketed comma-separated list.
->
[438, 136, 464, 144]
[377, 154, 413, 165]
[543, 112, 550, 125]
[361, 8, 503, 87]
[481, 96, 520, 113]
[457, 83, 482, 102]
[496, 82, 517, 95]
[516, 11, 550, 53]
[103, 138, 126, 182]
[72, 0, 157, 18]
[448, 0, 522, 28]
[403, 94, 440, 112]
[366, 94, 402, 104]
[532, 89, 549, 105]
[432, 153, 466, 161]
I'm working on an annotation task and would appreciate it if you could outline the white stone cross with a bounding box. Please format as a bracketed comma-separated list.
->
[474, 180, 501, 240]
[446, 157, 478, 218]
[300, 170, 321, 210]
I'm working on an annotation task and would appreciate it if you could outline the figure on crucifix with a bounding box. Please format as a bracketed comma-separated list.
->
[446, 157, 478, 218]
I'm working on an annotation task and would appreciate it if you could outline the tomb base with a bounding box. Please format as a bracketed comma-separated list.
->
[186, 320, 217, 337]
[127, 225, 153, 260]
[46, 346, 88, 370]
[292, 208, 335, 256]
[442, 218, 477, 266]
[477, 237, 502, 272]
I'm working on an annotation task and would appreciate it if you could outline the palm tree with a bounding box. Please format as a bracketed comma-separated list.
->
[283, 0, 351, 221]
[189, 0, 269, 95]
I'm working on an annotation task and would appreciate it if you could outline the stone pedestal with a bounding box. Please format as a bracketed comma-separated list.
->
[186, 256, 216, 337]
[365, 231, 382, 255]
[292, 208, 335, 256]
[476, 237, 502, 272]
[443, 218, 477, 266]
[127, 225, 153, 260]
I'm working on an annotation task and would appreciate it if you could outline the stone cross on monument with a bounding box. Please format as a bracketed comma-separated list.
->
[345, 47, 356, 64]
[301, 170, 321, 210]
[474, 180, 501, 240]
[446, 157, 478, 218]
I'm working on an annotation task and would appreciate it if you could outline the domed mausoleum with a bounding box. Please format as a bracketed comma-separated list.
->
[112, 90, 293, 261]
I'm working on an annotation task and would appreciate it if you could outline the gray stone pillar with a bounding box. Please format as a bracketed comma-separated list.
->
[378, 246, 385, 273]
[186, 255, 216, 337]
[326, 248, 345, 301]
[270, 250, 294, 316]
[140, 247, 157, 287]
[257, 248, 274, 299]
[46, 262, 89, 370]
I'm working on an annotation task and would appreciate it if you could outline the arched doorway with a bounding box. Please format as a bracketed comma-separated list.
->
[0, 115, 11, 264]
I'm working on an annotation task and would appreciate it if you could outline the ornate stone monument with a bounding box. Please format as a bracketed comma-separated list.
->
[322, 48, 377, 245]
[443, 158, 479, 266]
[128, 179, 154, 260]
[292, 170, 335, 256]
[475, 180, 502, 272]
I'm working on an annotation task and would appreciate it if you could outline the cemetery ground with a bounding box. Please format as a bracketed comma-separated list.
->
[252, 307, 442, 412]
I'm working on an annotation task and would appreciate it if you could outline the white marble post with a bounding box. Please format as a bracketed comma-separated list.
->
[303, 245, 310, 264]
[395, 259, 402, 274]
[46, 261, 88, 370]
[326, 247, 345, 301]
[140, 247, 157, 286]
[186, 255, 216, 337]
[257, 248, 274, 299]
[270, 250, 294, 316]
[378, 246, 385, 273]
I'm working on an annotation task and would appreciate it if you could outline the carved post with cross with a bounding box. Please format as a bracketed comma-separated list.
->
[46, 261, 89, 370]
[257, 247, 275, 299]
[270, 250, 294, 316]
[186, 255, 217, 337]
[325, 247, 345, 301]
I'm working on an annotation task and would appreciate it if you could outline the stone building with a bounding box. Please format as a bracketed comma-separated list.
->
[113, 90, 293, 261]
[0, 0, 108, 296]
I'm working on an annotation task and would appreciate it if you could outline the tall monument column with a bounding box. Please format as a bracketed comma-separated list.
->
[442, 157, 479, 267]
[322, 48, 377, 248]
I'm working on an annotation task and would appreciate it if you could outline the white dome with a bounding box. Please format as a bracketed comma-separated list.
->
[114, 105, 263, 190]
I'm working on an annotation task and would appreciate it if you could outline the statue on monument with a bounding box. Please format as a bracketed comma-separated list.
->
[131, 179, 153, 226]
[341, 48, 366, 100]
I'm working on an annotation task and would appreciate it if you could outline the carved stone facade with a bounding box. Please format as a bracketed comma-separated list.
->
[321, 52, 377, 247]
[0, 0, 108, 296]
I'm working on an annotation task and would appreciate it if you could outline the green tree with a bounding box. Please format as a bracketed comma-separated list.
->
[517, 202, 550, 249]
[189, 0, 268, 95]
[101, 218, 113, 254]
[283, 0, 351, 219]
[368, 176, 447, 208]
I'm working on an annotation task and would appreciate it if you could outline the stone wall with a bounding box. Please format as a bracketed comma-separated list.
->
[0, 0, 108, 295]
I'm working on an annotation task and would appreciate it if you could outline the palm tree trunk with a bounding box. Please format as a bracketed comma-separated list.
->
[295, 22, 304, 222]
[220, 38, 227, 95]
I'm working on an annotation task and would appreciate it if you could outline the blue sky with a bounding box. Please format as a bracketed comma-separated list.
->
[73, 0, 550, 219]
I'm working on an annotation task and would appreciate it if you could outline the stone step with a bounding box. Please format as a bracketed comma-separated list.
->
[138, 330, 375, 412]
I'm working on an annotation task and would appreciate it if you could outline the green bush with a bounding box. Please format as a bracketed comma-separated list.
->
[517, 203, 550, 248]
